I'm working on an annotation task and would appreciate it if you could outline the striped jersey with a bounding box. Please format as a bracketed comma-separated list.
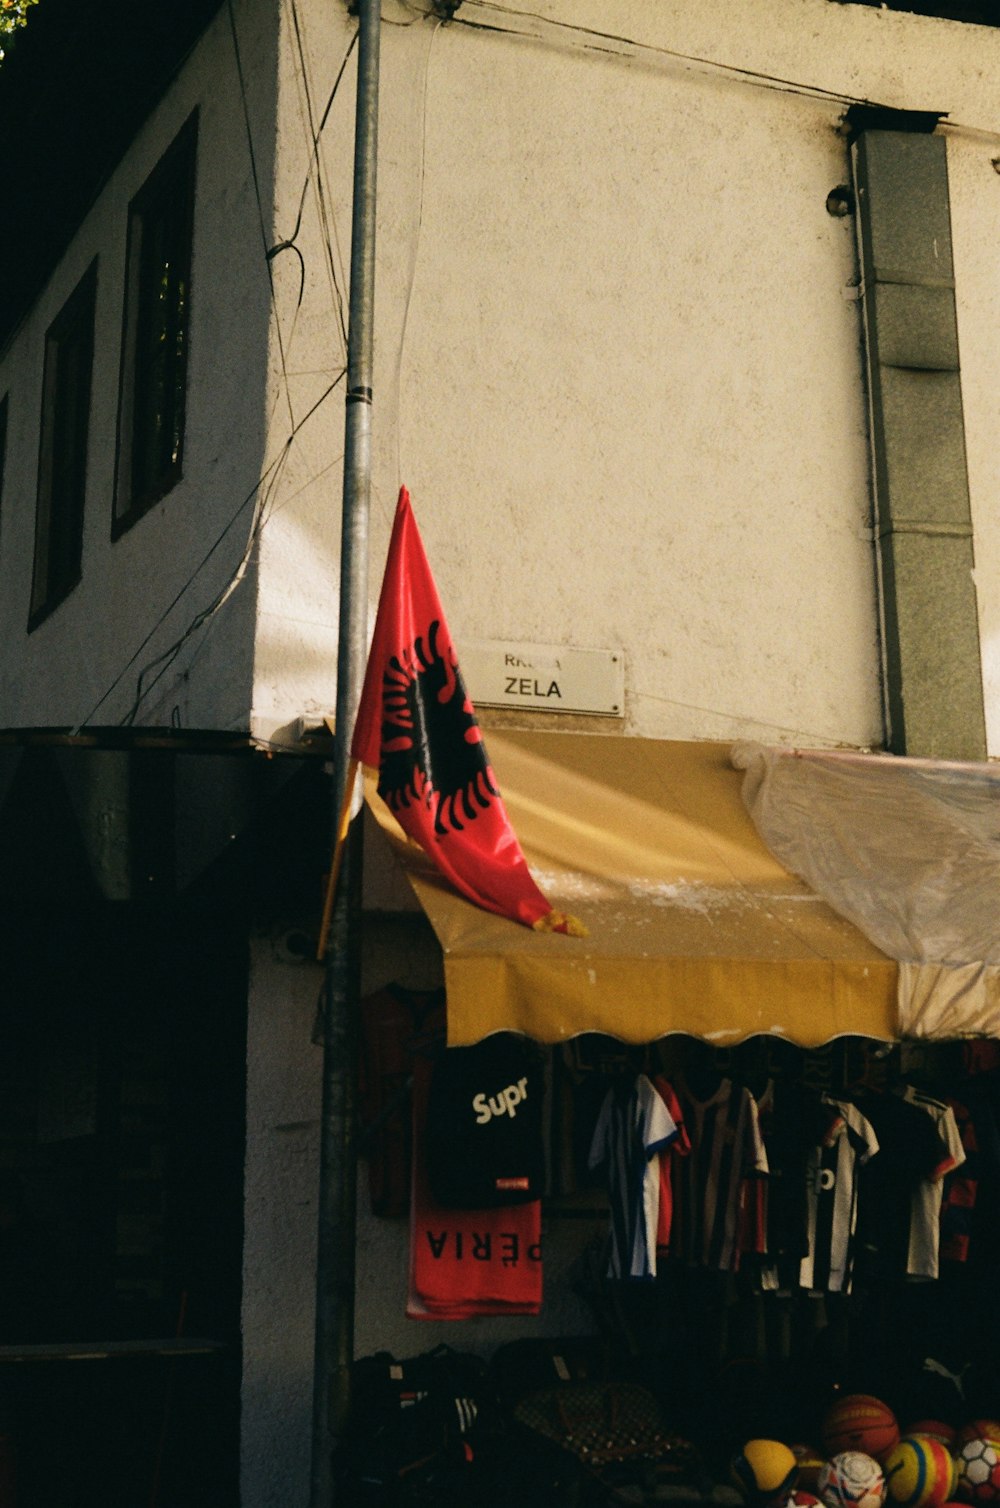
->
[940, 1082, 1000, 1266]
[799, 1094, 878, 1294]
[651, 1075, 690, 1251]
[588, 1074, 679, 1279]
[674, 1077, 768, 1272]
[745, 1078, 820, 1291]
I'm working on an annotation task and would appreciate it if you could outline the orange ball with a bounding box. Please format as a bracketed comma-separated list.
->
[823, 1396, 901, 1463]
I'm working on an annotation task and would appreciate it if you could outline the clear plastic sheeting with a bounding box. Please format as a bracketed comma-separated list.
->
[895, 962, 1000, 1041]
[734, 744, 1000, 1039]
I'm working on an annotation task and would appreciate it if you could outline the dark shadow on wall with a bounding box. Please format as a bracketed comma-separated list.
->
[828, 0, 1000, 25]
[0, 743, 328, 1507]
[0, 0, 228, 354]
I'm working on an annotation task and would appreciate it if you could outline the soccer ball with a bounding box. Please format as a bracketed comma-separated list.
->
[954, 1439, 1000, 1504]
[957, 1427, 1000, 1453]
[819, 1452, 887, 1508]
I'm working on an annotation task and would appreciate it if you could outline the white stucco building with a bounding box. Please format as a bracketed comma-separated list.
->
[1, 0, 999, 1503]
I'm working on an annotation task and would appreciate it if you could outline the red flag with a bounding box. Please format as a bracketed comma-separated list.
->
[352, 487, 583, 934]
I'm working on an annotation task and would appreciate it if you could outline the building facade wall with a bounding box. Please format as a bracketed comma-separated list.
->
[3, 0, 1000, 751]
[0, 1, 276, 734]
[3, 4, 1000, 1507]
[246, 8, 1000, 1498]
[253, 0, 1000, 756]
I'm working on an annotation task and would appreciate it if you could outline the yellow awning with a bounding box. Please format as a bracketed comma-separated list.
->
[365, 730, 897, 1048]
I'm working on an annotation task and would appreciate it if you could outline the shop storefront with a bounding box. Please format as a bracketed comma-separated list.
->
[343, 732, 1000, 1507]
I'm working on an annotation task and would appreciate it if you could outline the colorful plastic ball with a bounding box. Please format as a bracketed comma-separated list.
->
[906, 1424, 958, 1451]
[883, 1435, 957, 1508]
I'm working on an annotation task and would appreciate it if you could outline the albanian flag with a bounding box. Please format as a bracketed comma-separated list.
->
[352, 487, 583, 935]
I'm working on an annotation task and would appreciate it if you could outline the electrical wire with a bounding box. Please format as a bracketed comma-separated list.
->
[382, 6, 425, 25]
[278, 25, 359, 255]
[449, 3, 1000, 143]
[227, 0, 297, 435]
[119, 444, 297, 726]
[262, 16, 357, 436]
[266, 13, 358, 366]
[283, 0, 353, 354]
[72, 371, 345, 734]
[76, 5, 361, 733]
[632, 688, 879, 751]
[448, 0, 890, 112]
[121, 373, 346, 725]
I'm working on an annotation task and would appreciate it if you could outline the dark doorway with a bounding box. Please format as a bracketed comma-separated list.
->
[0, 747, 246, 1508]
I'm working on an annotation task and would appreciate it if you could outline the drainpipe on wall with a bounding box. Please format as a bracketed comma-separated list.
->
[849, 108, 988, 761]
[310, 1, 381, 1504]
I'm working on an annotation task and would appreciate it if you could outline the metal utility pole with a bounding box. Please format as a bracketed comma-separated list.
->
[310, 0, 381, 1503]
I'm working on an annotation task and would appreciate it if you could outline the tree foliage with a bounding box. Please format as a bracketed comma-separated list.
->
[0, 0, 38, 58]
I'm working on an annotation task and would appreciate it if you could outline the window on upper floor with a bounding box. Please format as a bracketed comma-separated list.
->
[29, 262, 97, 631]
[113, 112, 198, 538]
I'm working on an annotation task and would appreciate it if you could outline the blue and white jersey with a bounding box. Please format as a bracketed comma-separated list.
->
[588, 1074, 679, 1279]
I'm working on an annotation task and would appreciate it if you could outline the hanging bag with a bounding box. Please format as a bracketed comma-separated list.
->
[336, 1345, 492, 1505]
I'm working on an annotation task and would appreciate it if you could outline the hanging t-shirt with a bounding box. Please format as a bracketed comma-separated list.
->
[799, 1095, 879, 1294]
[409, 1056, 542, 1319]
[943, 1078, 1000, 1266]
[424, 1034, 545, 1208]
[651, 1076, 690, 1251]
[899, 1084, 965, 1280]
[674, 1076, 769, 1273]
[588, 1073, 679, 1279]
[358, 983, 446, 1217]
[746, 1079, 826, 1291]
[940, 1094, 979, 1265]
[853, 1088, 951, 1283]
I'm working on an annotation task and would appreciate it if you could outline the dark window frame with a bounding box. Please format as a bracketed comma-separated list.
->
[28, 260, 98, 632]
[112, 111, 198, 540]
